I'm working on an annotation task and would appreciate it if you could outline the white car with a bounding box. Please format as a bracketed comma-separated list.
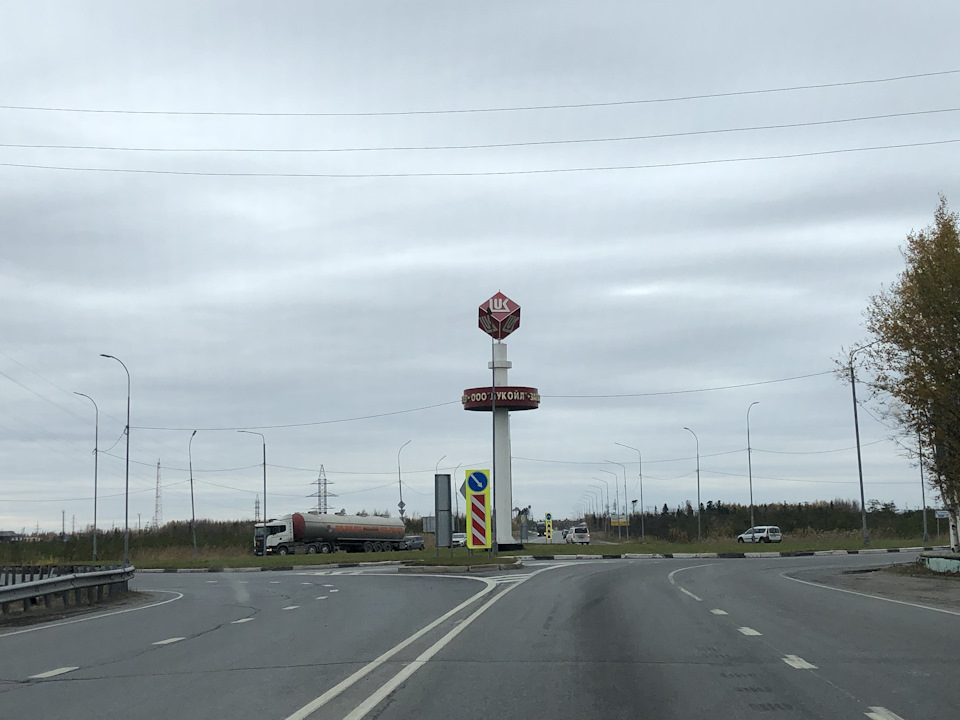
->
[737, 525, 782, 543]
[566, 526, 590, 544]
[451, 532, 467, 547]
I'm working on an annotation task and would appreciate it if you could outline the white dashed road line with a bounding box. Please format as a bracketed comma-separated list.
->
[330, 589, 340, 593]
[737, 627, 762, 636]
[866, 708, 907, 720]
[782, 654, 817, 669]
[282, 606, 300, 611]
[231, 618, 254, 624]
[710, 609, 728, 615]
[153, 637, 185, 645]
[322, 584, 334, 588]
[28, 667, 79, 679]
[316, 596, 328, 600]
[270, 581, 281, 584]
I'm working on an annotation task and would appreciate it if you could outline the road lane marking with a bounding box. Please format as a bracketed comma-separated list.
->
[153, 637, 185, 645]
[866, 708, 907, 720]
[738, 627, 762, 636]
[667, 564, 713, 602]
[231, 618, 254, 624]
[322, 584, 334, 587]
[782, 655, 817, 669]
[205, 580, 218, 584]
[340, 566, 561, 720]
[270, 581, 281, 584]
[282, 606, 300, 611]
[316, 596, 328, 600]
[330, 589, 339, 593]
[0, 590, 184, 640]
[782, 572, 960, 617]
[28, 667, 79, 679]
[710, 609, 728, 615]
[301, 582, 313, 585]
[284, 575, 498, 720]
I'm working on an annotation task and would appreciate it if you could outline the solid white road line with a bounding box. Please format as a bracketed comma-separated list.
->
[710, 609, 728, 615]
[782, 654, 817, 669]
[282, 606, 300, 611]
[283, 576, 498, 720]
[28, 666, 79, 679]
[866, 707, 907, 720]
[231, 618, 254, 624]
[667, 564, 714, 602]
[782, 572, 960, 617]
[152, 637, 185, 645]
[0, 590, 184, 639]
[340, 565, 561, 720]
[738, 627, 762, 636]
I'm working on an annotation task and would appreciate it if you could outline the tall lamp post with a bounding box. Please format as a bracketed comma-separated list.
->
[74, 392, 99, 562]
[683, 426, 701, 545]
[188, 430, 198, 560]
[746, 402, 759, 530]
[238, 430, 267, 526]
[591, 479, 609, 535]
[599, 468, 620, 538]
[605, 460, 629, 540]
[100, 354, 131, 566]
[397, 440, 412, 519]
[849, 343, 878, 547]
[614, 442, 644, 539]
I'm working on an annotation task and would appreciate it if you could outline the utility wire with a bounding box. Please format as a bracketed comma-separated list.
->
[545, 370, 834, 398]
[1, 68, 956, 116]
[3, 107, 957, 154]
[5, 138, 956, 178]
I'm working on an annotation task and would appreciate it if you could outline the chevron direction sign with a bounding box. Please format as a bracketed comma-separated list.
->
[465, 469, 492, 549]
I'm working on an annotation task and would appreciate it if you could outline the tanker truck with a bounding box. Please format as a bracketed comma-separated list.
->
[254, 511, 406, 556]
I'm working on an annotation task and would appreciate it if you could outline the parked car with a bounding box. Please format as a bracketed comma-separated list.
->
[452, 532, 467, 547]
[566, 526, 590, 544]
[737, 526, 782, 543]
[403, 535, 425, 550]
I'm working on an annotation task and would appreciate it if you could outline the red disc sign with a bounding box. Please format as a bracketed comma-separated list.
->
[478, 292, 521, 340]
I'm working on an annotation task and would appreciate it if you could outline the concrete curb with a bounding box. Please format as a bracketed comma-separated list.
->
[514, 545, 949, 561]
[137, 562, 385, 574]
[397, 562, 523, 574]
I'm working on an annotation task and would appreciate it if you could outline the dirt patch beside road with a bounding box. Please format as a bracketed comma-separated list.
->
[798, 562, 959, 612]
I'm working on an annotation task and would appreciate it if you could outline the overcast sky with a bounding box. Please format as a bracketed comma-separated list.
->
[2, 2, 959, 535]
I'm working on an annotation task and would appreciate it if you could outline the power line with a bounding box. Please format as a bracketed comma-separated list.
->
[3, 107, 957, 154]
[1, 68, 956, 117]
[5, 138, 956, 179]
[132, 400, 460, 431]
[545, 370, 835, 399]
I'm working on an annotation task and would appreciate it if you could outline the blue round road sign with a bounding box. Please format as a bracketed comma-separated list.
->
[467, 471, 489, 493]
[545, 512, 552, 520]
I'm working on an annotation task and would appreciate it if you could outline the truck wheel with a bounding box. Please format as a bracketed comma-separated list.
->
[278, 546, 289, 556]
[373, 542, 383, 552]
[307, 545, 317, 554]
[319, 543, 332, 554]
[363, 541, 374, 553]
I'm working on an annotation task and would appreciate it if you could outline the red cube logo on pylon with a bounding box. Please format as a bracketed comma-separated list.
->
[478, 292, 521, 340]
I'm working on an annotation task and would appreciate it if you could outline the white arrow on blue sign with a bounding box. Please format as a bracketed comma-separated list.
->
[467, 471, 489, 493]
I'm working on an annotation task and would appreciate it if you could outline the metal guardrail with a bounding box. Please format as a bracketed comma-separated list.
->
[0, 565, 135, 615]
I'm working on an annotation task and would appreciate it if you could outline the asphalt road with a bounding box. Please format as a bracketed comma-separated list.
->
[0, 554, 956, 720]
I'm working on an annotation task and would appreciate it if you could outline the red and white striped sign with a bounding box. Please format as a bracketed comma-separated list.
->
[465, 469, 492, 549]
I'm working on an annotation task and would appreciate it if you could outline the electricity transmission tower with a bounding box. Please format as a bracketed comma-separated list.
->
[308, 466, 336, 514]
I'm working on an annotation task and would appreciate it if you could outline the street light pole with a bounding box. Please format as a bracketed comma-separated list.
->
[238, 430, 267, 526]
[848, 343, 878, 547]
[683, 427, 701, 545]
[189, 430, 198, 560]
[605, 460, 628, 540]
[614, 442, 644, 540]
[74, 392, 99, 562]
[591, 479, 609, 535]
[100, 354, 131, 566]
[746, 402, 759, 530]
[397, 440, 412, 520]
[599, 468, 620, 538]
[453, 463, 462, 533]
[919, 427, 929, 542]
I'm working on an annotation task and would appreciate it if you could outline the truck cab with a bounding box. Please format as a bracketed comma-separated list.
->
[254, 520, 290, 555]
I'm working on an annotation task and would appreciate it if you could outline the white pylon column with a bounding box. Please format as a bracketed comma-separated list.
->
[491, 342, 515, 545]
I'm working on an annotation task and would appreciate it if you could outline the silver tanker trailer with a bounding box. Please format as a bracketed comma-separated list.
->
[254, 511, 406, 555]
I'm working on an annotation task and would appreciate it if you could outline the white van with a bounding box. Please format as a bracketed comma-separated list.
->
[566, 526, 590, 544]
[736, 526, 782, 543]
